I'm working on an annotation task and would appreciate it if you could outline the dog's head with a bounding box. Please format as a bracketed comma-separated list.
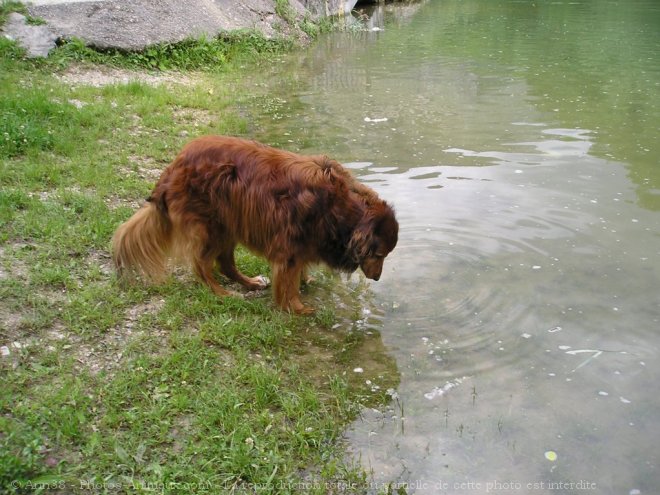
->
[348, 201, 399, 281]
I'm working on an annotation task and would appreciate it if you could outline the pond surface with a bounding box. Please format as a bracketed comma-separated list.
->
[236, 0, 660, 493]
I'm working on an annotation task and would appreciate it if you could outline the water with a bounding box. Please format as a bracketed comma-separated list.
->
[234, 1, 660, 493]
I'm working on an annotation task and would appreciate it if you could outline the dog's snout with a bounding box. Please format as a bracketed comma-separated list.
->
[361, 258, 383, 281]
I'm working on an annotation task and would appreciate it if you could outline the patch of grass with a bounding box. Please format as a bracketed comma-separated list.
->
[0, 35, 25, 65]
[276, 0, 298, 26]
[0, 419, 51, 494]
[0, 31, 399, 495]
[0, 1, 27, 23]
[0, 94, 57, 158]
[44, 31, 292, 72]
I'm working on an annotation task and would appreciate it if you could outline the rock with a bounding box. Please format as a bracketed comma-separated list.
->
[6, 0, 367, 55]
[25, 0, 312, 51]
[1, 12, 58, 57]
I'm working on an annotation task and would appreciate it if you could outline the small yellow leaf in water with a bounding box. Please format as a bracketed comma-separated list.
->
[545, 450, 557, 462]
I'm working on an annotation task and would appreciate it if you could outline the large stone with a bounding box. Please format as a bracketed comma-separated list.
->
[25, 0, 311, 51]
[1, 12, 58, 57]
[5, 0, 364, 53]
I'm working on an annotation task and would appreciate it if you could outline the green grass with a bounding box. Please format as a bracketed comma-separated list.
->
[0, 1, 27, 23]
[47, 31, 292, 72]
[276, 0, 298, 26]
[0, 16, 398, 495]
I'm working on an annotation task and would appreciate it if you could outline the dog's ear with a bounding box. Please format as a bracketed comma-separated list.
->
[347, 216, 374, 263]
[351, 203, 399, 259]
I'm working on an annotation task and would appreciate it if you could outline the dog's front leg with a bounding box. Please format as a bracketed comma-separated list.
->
[271, 259, 314, 315]
[218, 246, 270, 291]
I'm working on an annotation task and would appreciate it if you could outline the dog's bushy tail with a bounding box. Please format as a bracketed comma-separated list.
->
[112, 202, 171, 283]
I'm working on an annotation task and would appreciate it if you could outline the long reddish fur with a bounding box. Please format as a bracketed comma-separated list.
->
[112, 135, 398, 314]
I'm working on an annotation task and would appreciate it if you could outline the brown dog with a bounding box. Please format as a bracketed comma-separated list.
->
[111, 135, 398, 314]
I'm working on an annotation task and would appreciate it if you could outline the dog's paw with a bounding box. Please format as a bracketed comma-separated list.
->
[244, 275, 269, 291]
[254, 275, 270, 289]
[291, 301, 315, 316]
[295, 305, 316, 316]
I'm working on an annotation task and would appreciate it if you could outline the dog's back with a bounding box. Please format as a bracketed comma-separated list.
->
[149, 136, 352, 254]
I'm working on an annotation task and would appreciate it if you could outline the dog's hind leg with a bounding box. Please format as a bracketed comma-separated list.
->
[217, 245, 269, 291]
[185, 226, 234, 298]
[193, 251, 233, 297]
[271, 258, 314, 315]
